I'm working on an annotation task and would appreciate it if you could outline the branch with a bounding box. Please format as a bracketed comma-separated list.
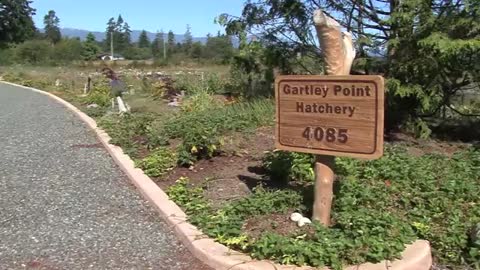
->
[448, 105, 480, 117]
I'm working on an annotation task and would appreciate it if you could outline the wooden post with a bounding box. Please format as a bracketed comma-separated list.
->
[312, 10, 356, 226]
[312, 155, 334, 225]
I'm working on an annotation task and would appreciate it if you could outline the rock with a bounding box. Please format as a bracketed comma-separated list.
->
[87, 104, 99, 108]
[297, 217, 312, 227]
[168, 98, 181, 107]
[290, 212, 303, 222]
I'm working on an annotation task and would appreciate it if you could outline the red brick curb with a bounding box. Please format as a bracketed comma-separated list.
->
[2, 81, 433, 270]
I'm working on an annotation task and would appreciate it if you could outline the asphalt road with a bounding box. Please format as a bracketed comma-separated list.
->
[0, 83, 212, 270]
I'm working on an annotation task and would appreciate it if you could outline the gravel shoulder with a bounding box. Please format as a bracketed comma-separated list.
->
[0, 83, 212, 270]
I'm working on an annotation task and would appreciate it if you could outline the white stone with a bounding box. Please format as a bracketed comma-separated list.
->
[87, 104, 99, 108]
[297, 217, 312, 227]
[290, 212, 303, 222]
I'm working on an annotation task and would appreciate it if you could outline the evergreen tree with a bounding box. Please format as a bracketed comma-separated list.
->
[104, 15, 132, 54]
[138, 30, 150, 48]
[183, 24, 193, 54]
[122, 22, 132, 48]
[43, 10, 61, 45]
[0, 0, 36, 47]
[113, 15, 126, 52]
[167, 30, 175, 56]
[151, 30, 165, 58]
[82, 33, 100, 61]
[104, 17, 116, 51]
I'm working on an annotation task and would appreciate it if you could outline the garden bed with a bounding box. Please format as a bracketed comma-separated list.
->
[2, 68, 479, 270]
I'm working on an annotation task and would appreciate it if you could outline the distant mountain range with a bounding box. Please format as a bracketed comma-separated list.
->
[60, 28, 208, 44]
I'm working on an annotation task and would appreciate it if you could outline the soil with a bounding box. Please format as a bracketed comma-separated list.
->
[155, 127, 275, 207]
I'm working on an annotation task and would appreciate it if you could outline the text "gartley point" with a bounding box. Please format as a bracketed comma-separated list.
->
[283, 84, 373, 97]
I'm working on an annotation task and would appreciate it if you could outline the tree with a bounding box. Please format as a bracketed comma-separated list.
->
[167, 30, 175, 56]
[184, 24, 193, 54]
[138, 30, 150, 48]
[152, 30, 165, 58]
[122, 22, 132, 49]
[44, 10, 61, 45]
[82, 33, 100, 61]
[221, 0, 480, 136]
[0, 0, 36, 47]
[104, 17, 116, 51]
[104, 15, 132, 55]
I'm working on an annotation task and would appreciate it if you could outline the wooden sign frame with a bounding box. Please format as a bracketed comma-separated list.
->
[275, 75, 384, 160]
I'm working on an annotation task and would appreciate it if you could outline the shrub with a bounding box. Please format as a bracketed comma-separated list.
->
[164, 99, 274, 165]
[81, 83, 111, 107]
[52, 38, 83, 63]
[0, 48, 15, 65]
[14, 40, 53, 65]
[180, 89, 224, 113]
[173, 72, 228, 95]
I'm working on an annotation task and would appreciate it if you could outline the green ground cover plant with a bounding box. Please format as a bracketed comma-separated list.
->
[97, 113, 164, 157]
[135, 147, 177, 177]
[167, 146, 480, 270]
[263, 150, 315, 184]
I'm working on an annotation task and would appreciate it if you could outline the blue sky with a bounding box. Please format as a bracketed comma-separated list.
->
[31, 0, 245, 36]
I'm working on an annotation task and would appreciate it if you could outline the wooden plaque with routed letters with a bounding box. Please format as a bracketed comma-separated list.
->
[275, 75, 384, 159]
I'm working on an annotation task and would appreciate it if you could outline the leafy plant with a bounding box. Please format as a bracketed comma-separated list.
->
[263, 150, 315, 184]
[180, 89, 224, 113]
[98, 113, 156, 157]
[173, 72, 229, 95]
[335, 146, 480, 268]
[164, 99, 274, 165]
[135, 147, 177, 177]
[168, 146, 480, 270]
[81, 82, 111, 107]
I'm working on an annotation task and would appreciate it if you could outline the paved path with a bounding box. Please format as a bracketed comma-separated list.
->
[0, 83, 212, 270]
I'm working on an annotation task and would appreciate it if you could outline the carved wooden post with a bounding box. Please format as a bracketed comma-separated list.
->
[312, 10, 356, 226]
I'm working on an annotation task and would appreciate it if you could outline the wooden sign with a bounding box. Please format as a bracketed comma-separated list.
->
[275, 75, 384, 159]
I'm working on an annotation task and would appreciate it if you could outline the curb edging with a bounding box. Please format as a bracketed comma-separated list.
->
[1, 81, 433, 270]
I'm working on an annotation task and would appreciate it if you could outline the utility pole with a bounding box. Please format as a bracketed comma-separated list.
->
[110, 32, 114, 60]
